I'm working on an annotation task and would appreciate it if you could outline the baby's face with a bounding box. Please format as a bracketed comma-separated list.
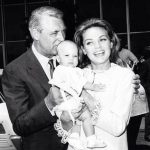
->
[57, 42, 78, 67]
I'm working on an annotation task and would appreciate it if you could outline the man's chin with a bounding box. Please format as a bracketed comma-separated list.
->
[53, 46, 58, 53]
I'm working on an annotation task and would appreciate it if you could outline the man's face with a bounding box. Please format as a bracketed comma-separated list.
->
[35, 15, 66, 58]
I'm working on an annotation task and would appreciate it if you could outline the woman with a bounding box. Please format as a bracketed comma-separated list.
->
[71, 18, 135, 150]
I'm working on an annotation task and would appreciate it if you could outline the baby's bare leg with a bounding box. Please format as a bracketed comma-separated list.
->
[81, 109, 94, 137]
[71, 123, 81, 134]
[80, 108, 107, 148]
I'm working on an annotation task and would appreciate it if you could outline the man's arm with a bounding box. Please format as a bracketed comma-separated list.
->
[2, 68, 63, 136]
[119, 49, 140, 93]
[45, 86, 64, 111]
[119, 48, 139, 64]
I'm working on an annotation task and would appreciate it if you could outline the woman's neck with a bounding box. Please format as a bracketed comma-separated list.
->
[91, 61, 111, 71]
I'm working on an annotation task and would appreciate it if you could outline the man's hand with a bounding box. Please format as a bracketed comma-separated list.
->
[132, 74, 140, 94]
[119, 48, 139, 65]
[45, 86, 64, 111]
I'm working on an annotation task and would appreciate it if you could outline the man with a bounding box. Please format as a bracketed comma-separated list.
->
[119, 48, 139, 65]
[2, 6, 140, 150]
[2, 6, 67, 150]
[119, 49, 147, 149]
[138, 58, 150, 142]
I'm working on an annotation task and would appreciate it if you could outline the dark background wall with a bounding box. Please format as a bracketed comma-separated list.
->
[1, 0, 150, 68]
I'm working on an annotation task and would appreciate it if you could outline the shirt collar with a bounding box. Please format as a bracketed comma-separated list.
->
[32, 43, 49, 65]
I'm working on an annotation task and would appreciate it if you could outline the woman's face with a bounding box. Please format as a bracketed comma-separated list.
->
[82, 26, 113, 68]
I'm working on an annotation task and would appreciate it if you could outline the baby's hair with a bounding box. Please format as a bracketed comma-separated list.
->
[57, 40, 78, 52]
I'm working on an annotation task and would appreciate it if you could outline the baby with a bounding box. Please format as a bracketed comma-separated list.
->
[49, 40, 106, 149]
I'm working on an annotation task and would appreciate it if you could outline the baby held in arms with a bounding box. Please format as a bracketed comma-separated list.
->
[49, 40, 106, 149]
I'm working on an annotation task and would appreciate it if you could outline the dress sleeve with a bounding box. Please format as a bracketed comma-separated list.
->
[95, 69, 134, 137]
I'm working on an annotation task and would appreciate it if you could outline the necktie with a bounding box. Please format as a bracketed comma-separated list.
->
[48, 59, 54, 78]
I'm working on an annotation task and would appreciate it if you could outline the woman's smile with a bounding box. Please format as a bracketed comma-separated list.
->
[93, 50, 105, 57]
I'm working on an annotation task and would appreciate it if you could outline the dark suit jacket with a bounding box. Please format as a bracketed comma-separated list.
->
[2, 48, 68, 150]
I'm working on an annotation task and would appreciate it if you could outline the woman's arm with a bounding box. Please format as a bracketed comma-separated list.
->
[81, 70, 134, 137]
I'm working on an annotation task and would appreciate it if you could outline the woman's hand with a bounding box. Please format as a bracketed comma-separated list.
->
[132, 74, 140, 94]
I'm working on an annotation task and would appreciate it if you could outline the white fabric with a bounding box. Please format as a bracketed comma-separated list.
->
[50, 65, 87, 96]
[54, 96, 83, 123]
[68, 63, 134, 150]
[49, 65, 87, 121]
[0, 69, 3, 75]
[131, 85, 149, 117]
[125, 64, 149, 117]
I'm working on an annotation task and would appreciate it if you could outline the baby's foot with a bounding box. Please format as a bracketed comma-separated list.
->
[68, 133, 84, 150]
[87, 139, 106, 148]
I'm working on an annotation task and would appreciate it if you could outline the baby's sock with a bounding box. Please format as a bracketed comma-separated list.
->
[68, 133, 83, 150]
[86, 135, 96, 145]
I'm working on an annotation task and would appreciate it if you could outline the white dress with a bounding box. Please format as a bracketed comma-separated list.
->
[68, 63, 134, 150]
[50, 65, 87, 96]
[49, 65, 87, 121]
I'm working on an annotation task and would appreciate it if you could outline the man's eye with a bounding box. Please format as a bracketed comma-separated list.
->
[49, 32, 58, 36]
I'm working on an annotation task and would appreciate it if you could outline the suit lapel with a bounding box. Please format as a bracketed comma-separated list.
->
[26, 49, 50, 92]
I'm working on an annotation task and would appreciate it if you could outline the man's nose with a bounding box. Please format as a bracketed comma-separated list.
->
[57, 31, 65, 41]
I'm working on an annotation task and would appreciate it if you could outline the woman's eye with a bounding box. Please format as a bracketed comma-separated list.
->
[86, 42, 92, 45]
[100, 38, 107, 41]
